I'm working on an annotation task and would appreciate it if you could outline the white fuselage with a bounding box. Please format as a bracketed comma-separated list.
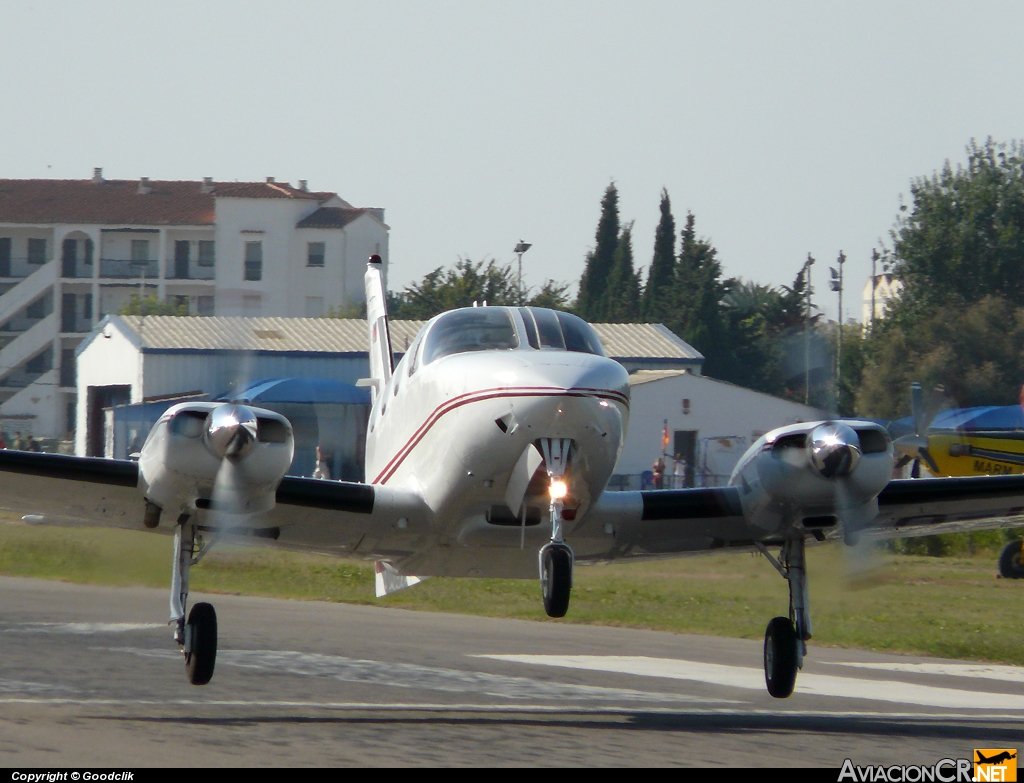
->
[364, 308, 630, 577]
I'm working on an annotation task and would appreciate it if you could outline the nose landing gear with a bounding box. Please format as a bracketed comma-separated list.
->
[538, 438, 574, 618]
[755, 536, 810, 699]
[170, 517, 219, 685]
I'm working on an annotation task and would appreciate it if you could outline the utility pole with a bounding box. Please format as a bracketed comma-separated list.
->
[514, 240, 531, 305]
[803, 253, 815, 405]
[830, 251, 846, 406]
[870, 248, 879, 332]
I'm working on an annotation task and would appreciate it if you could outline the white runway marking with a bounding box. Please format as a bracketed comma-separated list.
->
[2, 622, 164, 634]
[824, 661, 1024, 683]
[102, 647, 737, 705]
[477, 655, 1024, 710]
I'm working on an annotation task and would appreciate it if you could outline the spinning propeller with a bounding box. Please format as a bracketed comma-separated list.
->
[807, 422, 884, 584]
[205, 403, 260, 521]
[892, 382, 945, 477]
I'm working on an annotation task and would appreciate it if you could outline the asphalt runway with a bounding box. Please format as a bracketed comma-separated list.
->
[2, 575, 1024, 767]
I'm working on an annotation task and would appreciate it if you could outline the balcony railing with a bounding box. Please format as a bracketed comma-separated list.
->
[167, 264, 215, 281]
[100, 258, 159, 279]
[0, 257, 51, 279]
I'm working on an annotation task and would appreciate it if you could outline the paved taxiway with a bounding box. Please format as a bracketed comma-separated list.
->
[2, 575, 1023, 766]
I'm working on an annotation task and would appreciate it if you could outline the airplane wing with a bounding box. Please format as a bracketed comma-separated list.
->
[574, 474, 1024, 560]
[0, 450, 425, 557]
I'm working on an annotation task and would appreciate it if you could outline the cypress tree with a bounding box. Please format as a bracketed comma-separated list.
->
[670, 212, 729, 373]
[603, 222, 641, 322]
[576, 183, 620, 321]
[642, 188, 676, 321]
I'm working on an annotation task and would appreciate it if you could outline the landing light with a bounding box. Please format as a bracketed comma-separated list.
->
[549, 480, 568, 500]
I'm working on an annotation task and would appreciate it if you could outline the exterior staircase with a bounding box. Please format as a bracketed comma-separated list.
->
[0, 261, 57, 326]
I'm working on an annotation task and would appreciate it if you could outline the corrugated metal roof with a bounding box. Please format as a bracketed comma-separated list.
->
[628, 370, 690, 386]
[112, 315, 700, 361]
[591, 323, 702, 361]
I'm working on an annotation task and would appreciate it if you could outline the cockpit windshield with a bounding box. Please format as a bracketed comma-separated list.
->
[518, 307, 607, 356]
[422, 308, 520, 364]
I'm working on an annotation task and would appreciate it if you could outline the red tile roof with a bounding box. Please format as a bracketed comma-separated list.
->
[0, 179, 337, 226]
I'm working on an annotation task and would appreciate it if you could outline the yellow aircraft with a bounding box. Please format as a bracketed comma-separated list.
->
[891, 382, 1024, 577]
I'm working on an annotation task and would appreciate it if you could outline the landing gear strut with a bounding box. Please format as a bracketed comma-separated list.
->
[539, 438, 573, 618]
[170, 516, 218, 686]
[755, 536, 810, 699]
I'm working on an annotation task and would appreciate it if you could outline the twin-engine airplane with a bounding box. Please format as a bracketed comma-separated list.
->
[3, 255, 1024, 697]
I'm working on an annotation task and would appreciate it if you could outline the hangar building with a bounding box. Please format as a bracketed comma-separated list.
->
[75, 314, 704, 458]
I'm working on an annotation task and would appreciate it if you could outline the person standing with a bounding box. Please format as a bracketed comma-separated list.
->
[313, 443, 334, 480]
[11, 431, 23, 451]
[652, 457, 665, 490]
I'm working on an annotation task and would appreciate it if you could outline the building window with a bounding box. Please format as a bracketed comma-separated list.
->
[60, 348, 76, 388]
[131, 239, 150, 262]
[84, 293, 93, 319]
[25, 349, 50, 374]
[26, 296, 46, 319]
[198, 240, 215, 267]
[307, 242, 325, 267]
[244, 241, 262, 281]
[197, 296, 215, 316]
[27, 238, 46, 264]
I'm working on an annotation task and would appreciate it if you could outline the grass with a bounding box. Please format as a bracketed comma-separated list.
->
[2, 516, 1023, 665]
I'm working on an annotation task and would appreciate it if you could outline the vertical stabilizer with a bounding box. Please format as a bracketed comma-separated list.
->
[364, 254, 393, 401]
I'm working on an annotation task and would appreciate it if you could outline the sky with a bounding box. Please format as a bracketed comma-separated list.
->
[2, 1, 1023, 322]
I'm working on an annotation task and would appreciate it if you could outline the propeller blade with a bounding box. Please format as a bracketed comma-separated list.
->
[918, 447, 940, 475]
[911, 381, 926, 436]
[835, 477, 886, 589]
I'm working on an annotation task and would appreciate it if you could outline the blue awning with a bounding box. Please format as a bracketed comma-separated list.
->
[219, 377, 371, 405]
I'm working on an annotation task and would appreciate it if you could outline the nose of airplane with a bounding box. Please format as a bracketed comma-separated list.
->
[513, 353, 629, 399]
[205, 404, 259, 459]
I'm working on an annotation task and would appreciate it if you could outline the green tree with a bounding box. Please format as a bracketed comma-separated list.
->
[719, 279, 787, 394]
[386, 257, 570, 320]
[576, 183, 620, 321]
[602, 223, 642, 322]
[889, 139, 1024, 322]
[668, 212, 729, 375]
[857, 295, 1024, 418]
[642, 188, 676, 321]
[119, 295, 189, 316]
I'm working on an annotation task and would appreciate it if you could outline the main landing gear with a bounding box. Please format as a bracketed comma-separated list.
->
[539, 438, 573, 618]
[755, 536, 810, 699]
[999, 540, 1024, 579]
[170, 516, 219, 685]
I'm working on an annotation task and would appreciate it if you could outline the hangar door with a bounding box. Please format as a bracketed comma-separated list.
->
[673, 429, 697, 488]
[87, 385, 131, 457]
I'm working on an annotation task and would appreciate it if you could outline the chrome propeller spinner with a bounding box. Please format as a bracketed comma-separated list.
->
[204, 404, 259, 459]
[808, 422, 861, 479]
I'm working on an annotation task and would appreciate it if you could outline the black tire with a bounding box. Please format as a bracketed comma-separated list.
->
[185, 602, 217, 686]
[764, 616, 798, 699]
[541, 545, 572, 618]
[999, 541, 1024, 579]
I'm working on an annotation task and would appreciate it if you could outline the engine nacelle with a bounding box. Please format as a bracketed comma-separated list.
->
[138, 402, 295, 526]
[729, 420, 894, 534]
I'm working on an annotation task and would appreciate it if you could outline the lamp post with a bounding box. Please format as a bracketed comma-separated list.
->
[514, 240, 531, 305]
[870, 248, 879, 332]
[830, 251, 846, 407]
[803, 253, 815, 405]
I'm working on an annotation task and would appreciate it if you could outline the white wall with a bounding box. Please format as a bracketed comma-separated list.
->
[75, 325, 142, 456]
[616, 372, 827, 478]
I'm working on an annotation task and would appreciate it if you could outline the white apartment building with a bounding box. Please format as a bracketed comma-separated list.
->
[862, 273, 903, 326]
[0, 170, 389, 439]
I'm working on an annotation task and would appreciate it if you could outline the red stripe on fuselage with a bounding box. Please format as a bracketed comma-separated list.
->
[371, 386, 629, 485]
